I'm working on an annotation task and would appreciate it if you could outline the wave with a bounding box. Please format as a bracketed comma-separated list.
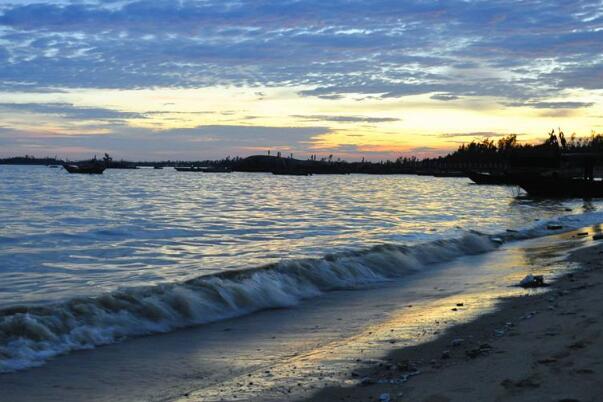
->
[0, 233, 496, 373]
[1, 210, 603, 373]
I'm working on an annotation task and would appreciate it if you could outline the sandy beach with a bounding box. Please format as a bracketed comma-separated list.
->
[307, 236, 603, 402]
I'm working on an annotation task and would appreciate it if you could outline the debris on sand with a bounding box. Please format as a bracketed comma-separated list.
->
[519, 274, 548, 288]
[450, 338, 464, 347]
[466, 343, 492, 358]
[379, 393, 391, 402]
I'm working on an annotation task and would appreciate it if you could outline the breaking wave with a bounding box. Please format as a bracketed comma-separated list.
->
[1, 209, 603, 373]
[0, 233, 495, 373]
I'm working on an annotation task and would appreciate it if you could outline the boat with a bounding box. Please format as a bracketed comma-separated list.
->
[467, 171, 518, 185]
[63, 164, 105, 174]
[518, 176, 603, 198]
[153, 166, 163, 169]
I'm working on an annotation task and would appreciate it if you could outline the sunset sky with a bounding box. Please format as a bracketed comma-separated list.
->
[1, 0, 602, 161]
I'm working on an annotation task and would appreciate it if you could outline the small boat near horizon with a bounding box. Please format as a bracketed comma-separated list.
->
[63, 164, 106, 174]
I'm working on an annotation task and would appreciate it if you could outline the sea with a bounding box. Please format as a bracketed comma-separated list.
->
[1, 165, 603, 376]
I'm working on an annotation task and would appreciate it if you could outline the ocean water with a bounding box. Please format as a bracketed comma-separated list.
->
[1, 164, 602, 372]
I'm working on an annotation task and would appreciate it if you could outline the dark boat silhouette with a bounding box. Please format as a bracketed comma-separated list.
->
[153, 166, 163, 169]
[63, 164, 105, 174]
[467, 171, 518, 185]
[518, 176, 603, 198]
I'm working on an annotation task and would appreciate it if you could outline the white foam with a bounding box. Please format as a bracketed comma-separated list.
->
[0, 233, 495, 373]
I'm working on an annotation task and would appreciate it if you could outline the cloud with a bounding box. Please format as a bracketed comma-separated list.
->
[430, 93, 460, 101]
[0, 102, 145, 120]
[439, 131, 521, 138]
[292, 114, 400, 123]
[0, 0, 600, 102]
[161, 124, 331, 145]
[1, 0, 603, 159]
[0, 123, 332, 160]
[545, 62, 603, 91]
[503, 101, 595, 109]
[408, 146, 438, 153]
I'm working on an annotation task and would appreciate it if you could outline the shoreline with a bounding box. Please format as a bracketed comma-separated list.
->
[306, 236, 603, 402]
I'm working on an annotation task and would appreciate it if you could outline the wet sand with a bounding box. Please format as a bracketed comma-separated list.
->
[307, 238, 603, 402]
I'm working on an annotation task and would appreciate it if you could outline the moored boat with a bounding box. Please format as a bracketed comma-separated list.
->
[63, 164, 105, 174]
[518, 176, 603, 198]
[467, 171, 518, 185]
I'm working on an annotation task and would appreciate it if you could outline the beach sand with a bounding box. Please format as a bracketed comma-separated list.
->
[306, 240, 603, 402]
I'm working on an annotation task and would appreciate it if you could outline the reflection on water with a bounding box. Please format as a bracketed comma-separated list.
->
[0, 165, 599, 305]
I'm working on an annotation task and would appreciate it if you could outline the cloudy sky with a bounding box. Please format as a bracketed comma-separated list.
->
[0, 0, 602, 160]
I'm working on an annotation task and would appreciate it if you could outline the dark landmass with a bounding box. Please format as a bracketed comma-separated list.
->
[2, 130, 602, 176]
[0, 156, 64, 166]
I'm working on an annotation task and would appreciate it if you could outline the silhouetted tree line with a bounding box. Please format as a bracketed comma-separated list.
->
[2, 130, 602, 174]
[0, 155, 62, 165]
[442, 130, 603, 170]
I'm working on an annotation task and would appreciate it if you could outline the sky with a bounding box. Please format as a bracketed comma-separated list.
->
[0, 0, 602, 161]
